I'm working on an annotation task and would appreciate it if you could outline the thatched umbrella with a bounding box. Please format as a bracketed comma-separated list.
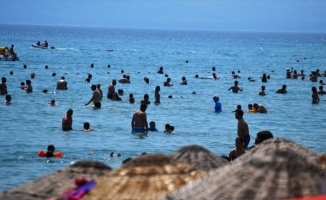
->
[164, 139, 326, 200]
[239, 137, 318, 162]
[83, 154, 206, 200]
[169, 145, 230, 172]
[0, 161, 112, 200]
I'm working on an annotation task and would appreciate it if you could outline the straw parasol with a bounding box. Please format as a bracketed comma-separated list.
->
[83, 153, 206, 200]
[169, 145, 230, 172]
[164, 139, 326, 200]
[0, 160, 112, 200]
[315, 154, 326, 170]
[236, 137, 318, 163]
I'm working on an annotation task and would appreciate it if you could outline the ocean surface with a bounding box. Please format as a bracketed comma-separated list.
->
[0, 24, 325, 192]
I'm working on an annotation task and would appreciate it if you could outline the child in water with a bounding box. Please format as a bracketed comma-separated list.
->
[46, 144, 55, 157]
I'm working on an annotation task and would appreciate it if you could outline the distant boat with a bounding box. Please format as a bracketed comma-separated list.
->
[32, 44, 55, 49]
[107, 49, 114, 52]
[0, 46, 19, 61]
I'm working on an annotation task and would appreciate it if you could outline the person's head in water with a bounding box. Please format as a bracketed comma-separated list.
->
[255, 130, 274, 145]
[140, 104, 147, 112]
[149, 121, 157, 131]
[5, 95, 12, 104]
[84, 122, 90, 130]
[46, 144, 55, 157]
[49, 99, 55, 106]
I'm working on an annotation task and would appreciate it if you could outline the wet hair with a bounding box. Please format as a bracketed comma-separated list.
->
[46, 144, 55, 157]
[256, 130, 274, 143]
[118, 89, 124, 95]
[84, 122, 90, 129]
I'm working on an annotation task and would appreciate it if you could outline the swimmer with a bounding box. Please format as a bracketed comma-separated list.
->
[20, 82, 26, 90]
[292, 70, 298, 79]
[318, 86, 326, 95]
[212, 73, 219, 80]
[46, 144, 55, 157]
[118, 89, 124, 96]
[0, 77, 8, 95]
[148, 121, 158, 131]
[140, 94, 151, 105]
[62, 109, 73, 131]
[286, 68, 292, 78]
[250, 130, 274, 149]
[128, 93, 135, 104]
[83, 122, 94, 132]
[164, 77, 173, 87]
[56, 76, 68, 90]
[276, 84, 287, 94]
[157, 67, 164, 74]
[235, 109, 250, 148]
[4, 94, 11, 105]
[112, 92, 122, 101]
[228, 80, 243, 93]
[48, 98, 56, 106]
[253, 103, 267, 113]
[213, 96, 222, 113]
[231, 71, 240, 79]
[154, 86, 160, 104]
[259, 85, 266, 96]
[181, 76, 187, 85]
[229, 137, 245, 161]
[298, 70, 305, 76]
[119, 75, 131, 83]
[312, 86, 320, 104]
[144, 77, 149, 84]
[131, 104, 148, 134]
[96, 84, 103, 100]
[85, 84, 101, 108]
[248, 77, 255, 82]
[164, 124, 172, 133]
[25, 80, 33, 93]
[247, 104, 256, 113]
[261, 73, 268, 82]
[107, 79, 116, 99]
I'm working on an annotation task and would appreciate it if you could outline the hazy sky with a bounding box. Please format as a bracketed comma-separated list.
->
[1, 0, 326, 32]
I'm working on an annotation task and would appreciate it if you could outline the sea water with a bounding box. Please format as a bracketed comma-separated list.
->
[0, 24, 326, 192]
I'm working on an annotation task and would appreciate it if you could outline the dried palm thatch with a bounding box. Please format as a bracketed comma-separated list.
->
[170, 145, 230, 172]
[236, 137, 318, 163]
[164, 140, 326, 200]
[315, 154, 326, 170]
[83, 154, 206, 200]
[0, 160, 111, 200]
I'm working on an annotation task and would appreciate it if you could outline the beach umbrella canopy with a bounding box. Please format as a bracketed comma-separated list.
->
[163, 139, 326, 200]
[83, 153, 206, 200]
[170, 144, 230, 172]
[236, 137, 318, 163]
[0, 160, 112, 200]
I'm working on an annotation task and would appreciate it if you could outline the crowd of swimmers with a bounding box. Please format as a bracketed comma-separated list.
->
[1, 63, 326, 162]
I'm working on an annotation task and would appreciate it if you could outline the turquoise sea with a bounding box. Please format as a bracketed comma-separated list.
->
[0, 24, 325, 192]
